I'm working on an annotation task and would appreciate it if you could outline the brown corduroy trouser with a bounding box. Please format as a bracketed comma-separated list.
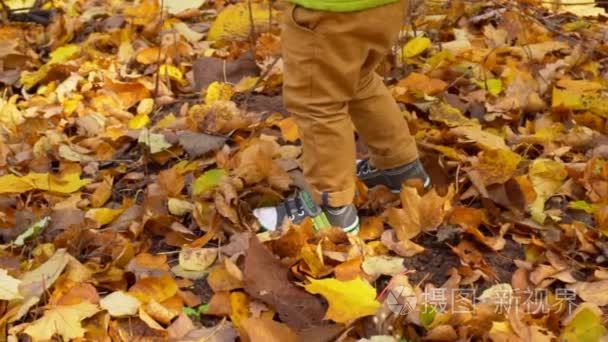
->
[281, 0, 419, 207]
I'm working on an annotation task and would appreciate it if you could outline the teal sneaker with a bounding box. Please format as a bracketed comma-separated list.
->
[253, 191, 359, 234]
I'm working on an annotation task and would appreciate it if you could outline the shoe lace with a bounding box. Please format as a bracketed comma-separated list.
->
[356, 160, 377, 176]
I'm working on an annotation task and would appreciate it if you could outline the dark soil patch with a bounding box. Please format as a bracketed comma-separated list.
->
[482, 238, 525, 285]
[403, 233, 461, 287]
[403, 232, 525, 292]
[192, 278, 222, 327]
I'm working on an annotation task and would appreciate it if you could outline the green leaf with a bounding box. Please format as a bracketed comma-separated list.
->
[569, 201, 598, 214]
[474, 78, 503, 96]
[183, 303, 209, 318]
[14, 216, 50, 246]
[420, 305, 437, 327]
[561, 307, 607, 342]
[192, 169, 226, 195]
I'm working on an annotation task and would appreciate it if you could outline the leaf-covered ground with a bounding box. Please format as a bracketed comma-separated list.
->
[1, 0, 608, 341]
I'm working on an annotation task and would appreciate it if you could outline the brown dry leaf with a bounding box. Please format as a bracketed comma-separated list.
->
[126, 253, 170, 278]
[449, 207, 506, 251]
[206, 291, 232, 316]
[397, 72, 448, 96]
[90, 176, 113, 207]
[207, 264, 244, 292]
[244, 235, 325, 330]
[240, 317, 297, 342]
[380, 230, 425, 257]
[53, 283, 99, 306]
[358, 216, 385, 241]
[167, 313, 195, 340]
[334, 257, 364, 281]
[387, 186, 453, 241]
[144, 299, 177, 324]
[566, 280, 608, 306]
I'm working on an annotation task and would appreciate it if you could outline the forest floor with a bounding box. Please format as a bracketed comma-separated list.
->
[1, 0, 608, 341]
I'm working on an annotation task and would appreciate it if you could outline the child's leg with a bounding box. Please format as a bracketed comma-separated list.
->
[350, 73, 419, 170]
[282, 0, 413, 207]
[348, 2, 419, 170]
[282, 5, 362, 208]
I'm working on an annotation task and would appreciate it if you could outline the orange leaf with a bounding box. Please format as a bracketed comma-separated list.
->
[276, 117, 300, 142]
[129, 274, 178, 303]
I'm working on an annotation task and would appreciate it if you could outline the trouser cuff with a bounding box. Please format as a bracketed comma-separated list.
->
[311, 185, 356, 208]
[370, 143, 419, 170]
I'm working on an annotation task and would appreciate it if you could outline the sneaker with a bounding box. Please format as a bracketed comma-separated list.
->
[253, 191, 360, 233]
[357, 159, 431, 192]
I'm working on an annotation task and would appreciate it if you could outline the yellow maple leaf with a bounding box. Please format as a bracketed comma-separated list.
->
[529, 159, 568, 223]
[207, 3, 274, 41]
[402, 36, 431, 58]
[205, 81, 234, 104]
[85, 208, 125, 226]
[0, 172, 91, 194]
[23, 302, 99, 342]
[304, 277, 381, 323]
[128, 113, 151, 130]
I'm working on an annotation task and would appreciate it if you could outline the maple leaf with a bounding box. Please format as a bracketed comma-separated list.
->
[23, 302, 99, 341]
[304, 277, 381, 323]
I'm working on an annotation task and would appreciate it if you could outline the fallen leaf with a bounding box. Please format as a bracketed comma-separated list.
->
[0, 269, 21, 300]
[241, 317, 297, 342]
[100, 291, 141, 317]
[179, 248, 217, 272]
[23, 302, 100, 341]
[178, 132, 227, 158]
[244, 235, 325, 330]
[129, 274, 178, 303]
[138, 129, 172, 154]
[168, 198, 194, 216]
[304, 277, 381, 323]
[276, 117, 299, 142]
[14, 216, 50, 246]
[208, 3, 274, 41]
[0, 172, 91, 194]
[529, 158, 568, 223]
[362, 256, 406, 278]
[561, 303, 607, 341]
[566, 280, 608, 306]
[403, 36, 432, 58]
[229, 291, 250, 327]
[192, 169, 226, 195]
[12, 249, 70, 321]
